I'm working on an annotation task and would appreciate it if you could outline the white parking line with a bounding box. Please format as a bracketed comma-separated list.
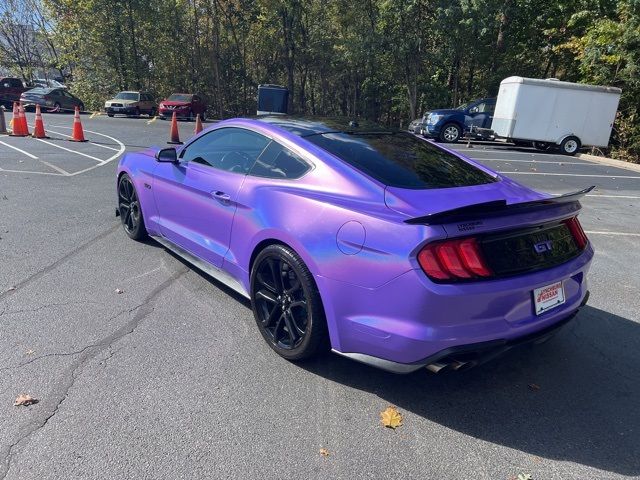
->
[586, 194, 640, 199]
[41, 126, 120, 151]
[473, 158, 588, 166]
[585, 231, 640, 237]
[0, 140, 39, 159]
[35, 138, 104, 163]
[499, 171, 640, 179]
[451, 147, 564, 158]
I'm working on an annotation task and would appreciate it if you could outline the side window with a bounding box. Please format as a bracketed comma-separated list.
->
[249, 142, 310, 179]
[180, 127, 270, 173]
[485, 102, 495, 114]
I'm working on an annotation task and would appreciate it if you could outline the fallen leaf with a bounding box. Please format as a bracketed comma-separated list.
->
[25, 349, 35, 355]
[380, 406, 403, 430]
[517, 474, 533, 480]
[530, 167, 537, 172]
[528, 383, 541, 391]
[115, 288, 124, 294]
[14, 394, 38, 406]
[8, 286, 16, 291]
[319, 448, 329, 457]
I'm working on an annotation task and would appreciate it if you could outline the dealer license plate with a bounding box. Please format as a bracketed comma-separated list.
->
[533, 281, 565, 315]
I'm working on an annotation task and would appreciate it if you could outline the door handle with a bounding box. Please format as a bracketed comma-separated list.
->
[212, 191, 231, 204]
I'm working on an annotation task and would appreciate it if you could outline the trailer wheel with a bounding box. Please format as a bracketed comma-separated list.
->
[560, 136, 581, 156]
[439, 123, 461, 143]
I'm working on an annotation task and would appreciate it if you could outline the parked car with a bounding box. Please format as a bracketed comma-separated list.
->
[408, 117, 427, 134]
[159, 93, 207, 120]
[20, 87, 84, 112]
[104, 91, 157, 117]
[0, 77, 28, 108]
[116, 116, 592, 373]
[423, 98, 496, 143]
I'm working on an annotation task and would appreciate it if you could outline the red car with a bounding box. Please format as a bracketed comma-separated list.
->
[158, 93, 207, 121]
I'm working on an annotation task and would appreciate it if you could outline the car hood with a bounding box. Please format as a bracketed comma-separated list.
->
[107, 98, 138, 105]
[161, 100, 190, 107]
[384, 176, 547, 219]
[429, 109, 462, 116]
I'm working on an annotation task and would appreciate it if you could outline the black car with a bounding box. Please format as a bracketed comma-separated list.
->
[20, 87, 85, 112]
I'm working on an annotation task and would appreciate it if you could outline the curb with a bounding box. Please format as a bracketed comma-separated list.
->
[577, 152, 640, 174]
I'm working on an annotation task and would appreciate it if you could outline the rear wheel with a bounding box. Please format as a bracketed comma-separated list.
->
[439, 123, 461, 143]
[118, 174, 147, 241]
[250, 244, 328, 361]
[560, 136, 581, 156]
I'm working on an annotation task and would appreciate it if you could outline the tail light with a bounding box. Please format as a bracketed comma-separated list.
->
[418, 237, 492, 281]
[564, 216, 588, 250]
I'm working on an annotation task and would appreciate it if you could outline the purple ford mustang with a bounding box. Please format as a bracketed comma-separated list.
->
[116, 116, 593, 373]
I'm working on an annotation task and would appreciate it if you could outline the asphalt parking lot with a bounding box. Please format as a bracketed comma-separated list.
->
[1, 113, 639, 480]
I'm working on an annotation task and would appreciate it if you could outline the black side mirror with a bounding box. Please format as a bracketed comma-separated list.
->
[156, 147, 177, 163]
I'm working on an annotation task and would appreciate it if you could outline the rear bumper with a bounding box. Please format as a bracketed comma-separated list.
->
[320, 245, 593, 372]
[334, 291, 589, 373]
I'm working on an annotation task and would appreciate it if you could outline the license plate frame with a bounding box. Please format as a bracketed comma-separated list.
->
[533, 281, 565, 315]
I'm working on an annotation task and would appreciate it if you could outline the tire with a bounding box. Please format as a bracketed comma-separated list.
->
[53, 102, 61, 113]
[439, 123, 461, 143]
[149, 107, 157, 117]
[134, 107, 140, 117]
[200, 110, 206, 122]
[117, 174, 147, 241]
[107, 113, 114, 117]
[533, 141, 552, 151]
[250, 244, 329, 361]
[78, 103, 85, 112]
[559, 136, 581, 156]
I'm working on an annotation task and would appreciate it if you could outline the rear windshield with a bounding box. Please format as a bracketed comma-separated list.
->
[306, 132, 497, 189]
[25, 88, 50, 94]
[168, 94, 193, 102]
[115, 92, 139, 100]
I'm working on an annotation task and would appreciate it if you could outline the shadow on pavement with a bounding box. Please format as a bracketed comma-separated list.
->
[301, 306, 639, 477]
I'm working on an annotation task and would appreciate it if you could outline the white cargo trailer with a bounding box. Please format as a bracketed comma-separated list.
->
[490, 76, 621, 155]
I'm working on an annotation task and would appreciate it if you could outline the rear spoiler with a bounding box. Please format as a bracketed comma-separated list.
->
[404, 186, 595, 225]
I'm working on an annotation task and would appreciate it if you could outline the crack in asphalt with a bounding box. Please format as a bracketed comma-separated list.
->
[0, 301, 102, 318]
[0, 304, 136, 373]
[0, 224, 120, 300]
[0, 268, 186, 480]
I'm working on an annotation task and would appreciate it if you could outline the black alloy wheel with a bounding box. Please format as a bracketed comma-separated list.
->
[250, 244, 328, 360]
[118, 174, 147, 240]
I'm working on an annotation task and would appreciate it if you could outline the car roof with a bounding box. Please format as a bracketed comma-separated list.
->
[255, 116, 396, 137]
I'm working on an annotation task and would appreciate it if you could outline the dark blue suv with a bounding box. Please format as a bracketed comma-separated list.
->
[423, 98, 496, 143]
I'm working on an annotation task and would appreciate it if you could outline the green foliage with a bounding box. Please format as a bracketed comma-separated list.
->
[8, 0, 637, 161]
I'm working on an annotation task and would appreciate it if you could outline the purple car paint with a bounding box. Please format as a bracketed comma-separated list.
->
[116, 117, 593, 373]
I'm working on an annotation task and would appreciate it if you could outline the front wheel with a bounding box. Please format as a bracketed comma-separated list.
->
[439, 123, 461, 143]
[250, 244, 328, 361]
[118, 174, 147, 241]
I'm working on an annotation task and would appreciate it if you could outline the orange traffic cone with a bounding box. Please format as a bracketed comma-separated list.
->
[167, 111, 182, 144]
[32, 104, 48, 139]
[10, 102, 27, 136]
[18, 103, 30, 136]
[69, 106, 87, 142]
[194, 114, 203, 135]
